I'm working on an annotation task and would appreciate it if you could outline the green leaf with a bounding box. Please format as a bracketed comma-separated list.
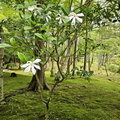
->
[76, 71, 83, 77]
[48, 36, 57, 40]
[0, 14, 6, 21]
[61, 6, 69, 15]
[0, 43, 11, 48]
[17, 52, 29, 63]
[25, 12, 32, 19]
[10, 38, 17, 45]
[71, 67, 79, 72]
[24, 26, 32, 30]
[46, 4, 54, 9]
[35, 33, 44, 39]
[88, 71, 94, 76]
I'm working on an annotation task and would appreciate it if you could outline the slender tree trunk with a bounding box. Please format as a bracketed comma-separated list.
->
[104, 64, 108, 76]
[83, 39, 87, 71]
[18, 59, 22, 69]
[98, 53, 102, 70]
[56, 38, 72, 78]
[90, 53, 94, 66]
[88, 52, 91, 72]
[104, 54, 109, 76]
[72, 39, 77, 76]
[0, 26, 4, 101]
[67, 57, 71, 74]
[50, 59, 54, 77]
[83, 18, 88, 71]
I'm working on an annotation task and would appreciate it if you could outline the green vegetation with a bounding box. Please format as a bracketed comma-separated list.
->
[108, 57, 120, 73]
[0, 0, 120, 119]
[1, 70, 120, 120]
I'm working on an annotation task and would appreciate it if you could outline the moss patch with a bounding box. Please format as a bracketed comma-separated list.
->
[0, 71, 120, 120]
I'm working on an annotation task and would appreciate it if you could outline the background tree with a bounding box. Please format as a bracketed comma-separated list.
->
[0, 26, 4, 101]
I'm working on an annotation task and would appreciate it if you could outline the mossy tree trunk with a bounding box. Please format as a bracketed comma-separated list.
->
[0, 26, 4, 101]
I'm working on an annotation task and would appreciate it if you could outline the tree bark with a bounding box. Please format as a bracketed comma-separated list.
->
[0, 26, 4, 101]
[88, 53, 91, 72]
[72, 39, 78, 76]
[28, 66, 50, 91]
[67, 57, 71, 75]
[56, 38, 72, 78]
[83, 18, 88, 71]
[50, 59, 54, 77]
[28, 31, 50, 91]
[27, 0, 50, 91]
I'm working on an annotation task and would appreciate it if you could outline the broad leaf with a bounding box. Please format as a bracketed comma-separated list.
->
[17, 52, 29, 63]
[24, 26, 32, 30]
[35, 33, 44, 39]
[61, 6, 69, 15]
[0, 43, 11, 48]
[0, 14, 6, 21]
[10, 38, 17, 45]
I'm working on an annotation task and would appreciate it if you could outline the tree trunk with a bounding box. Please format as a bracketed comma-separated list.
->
[98, 53, 102, 70]
[55, 38, 72, 79]
[0, 26, 4, 101]
[18, 59, 22, 69]
[67, 57, 71, 75]
[83, 19, 88, 71]
[72, 39, 77, 76]
[28, 29, 50, 90]
[28, 65, 50, 91]
[104, 54, 109, 76]
[50, 59, 54, 77]
[88, 53, 91, 72]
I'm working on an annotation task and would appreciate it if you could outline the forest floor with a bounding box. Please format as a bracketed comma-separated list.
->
[0, 69, 120, 120]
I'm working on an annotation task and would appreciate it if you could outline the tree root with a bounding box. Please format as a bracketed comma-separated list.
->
[3, 87, 29, 101]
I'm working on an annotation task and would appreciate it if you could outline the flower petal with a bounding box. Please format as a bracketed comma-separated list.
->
[71, 17, 76, 25]
[34, 64, 41, 70]
[21, 63, 29, 68]
[69, 12, 75, 16]
[77, 13, 84, 17]
[33, 59, 41, 63]
[24, 66, 31, 72]
[69, 16, 74, 20]
[46, 17, 49, 22]
[76, 17, 83, 23]
[32, 66, 36, 75]
[65, 16, 69, 20]
[56, 17, 60, 20]
[59, 19, 63, 24]
[48, 16, 51, 19]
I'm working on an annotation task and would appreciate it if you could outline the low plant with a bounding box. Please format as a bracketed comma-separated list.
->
[71, 66, 94, 80]
[108, 64, 120, 73]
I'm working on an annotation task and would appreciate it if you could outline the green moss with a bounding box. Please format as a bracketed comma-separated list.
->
[1, 70, 120, 120]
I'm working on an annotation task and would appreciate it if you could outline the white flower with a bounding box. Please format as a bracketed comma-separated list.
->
[56, 14, 67, 24]
[45, 11, 52, 22]
[68, 12, 84, 25]
[27, 6, 42, 16]
[28, 5, 38, 11]
[21, 59, 41, 75]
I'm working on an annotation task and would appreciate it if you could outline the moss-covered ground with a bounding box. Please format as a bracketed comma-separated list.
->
[0, 69, 120, 120]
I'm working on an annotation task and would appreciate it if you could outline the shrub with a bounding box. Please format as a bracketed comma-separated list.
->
[108, 64, 120, 73]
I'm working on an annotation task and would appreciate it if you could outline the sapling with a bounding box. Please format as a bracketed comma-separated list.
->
[21, 58, 65, 120]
